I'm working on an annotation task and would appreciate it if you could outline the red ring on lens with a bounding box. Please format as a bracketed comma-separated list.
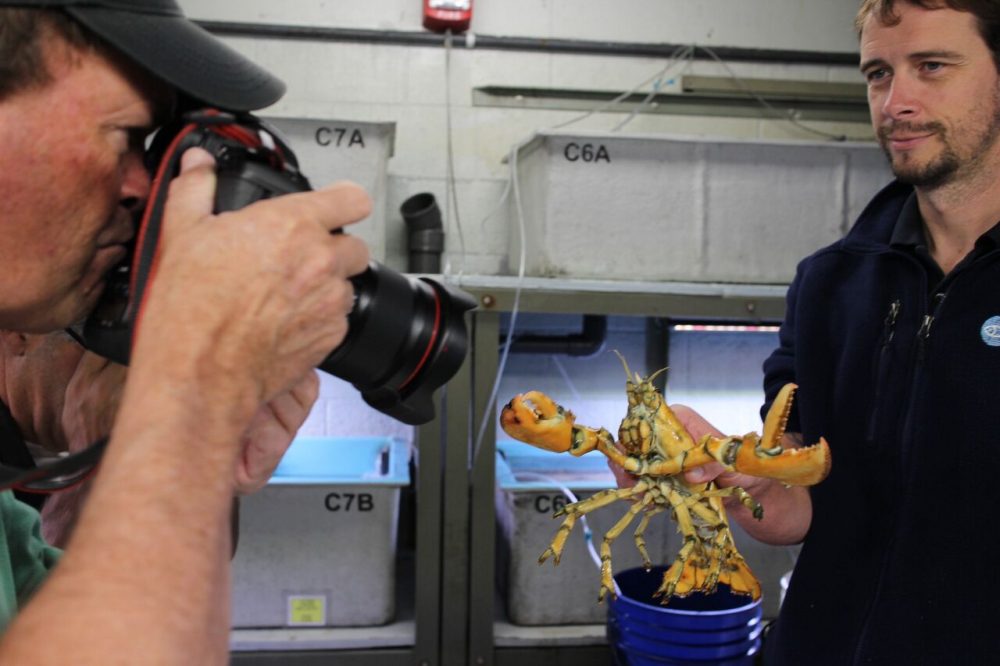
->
[398, 286, 442, 391]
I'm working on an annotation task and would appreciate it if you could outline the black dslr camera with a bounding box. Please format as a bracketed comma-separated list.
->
[83, 110, 475, 425]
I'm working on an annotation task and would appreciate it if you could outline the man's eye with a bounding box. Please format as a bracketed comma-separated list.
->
[865, 68, 889, 83]
[922, 61, 944, 73]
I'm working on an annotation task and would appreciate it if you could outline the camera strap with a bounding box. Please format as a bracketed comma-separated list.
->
[129, 110, 284, 346]
[0, 439, 107, 494]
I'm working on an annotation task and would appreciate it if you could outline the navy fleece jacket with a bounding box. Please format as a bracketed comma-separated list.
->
[761, 181, 1000, 665]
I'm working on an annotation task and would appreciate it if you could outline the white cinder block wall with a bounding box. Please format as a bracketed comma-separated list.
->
[176, 0, 877, 438]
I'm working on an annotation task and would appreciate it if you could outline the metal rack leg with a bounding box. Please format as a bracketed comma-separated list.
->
[414, 399, 444, 666]
[440, 354, 473, 665]
[468, 312, 500, 665]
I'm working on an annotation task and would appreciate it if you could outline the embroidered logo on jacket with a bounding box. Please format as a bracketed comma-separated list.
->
[981, 316, 1000, 347]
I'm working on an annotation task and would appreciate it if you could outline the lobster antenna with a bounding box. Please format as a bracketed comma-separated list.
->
[612, 349, 637, 382]
[647, 366, 668, 385]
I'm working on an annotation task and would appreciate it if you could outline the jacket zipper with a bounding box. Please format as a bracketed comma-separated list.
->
[865, 300, 901, 442]
[853, 287, 946, 665]
[916, 293, 945, 362]
[883, 300, 901, 344]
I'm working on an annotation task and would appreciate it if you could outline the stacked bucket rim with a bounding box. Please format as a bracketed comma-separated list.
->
[608, 566, 763, 666]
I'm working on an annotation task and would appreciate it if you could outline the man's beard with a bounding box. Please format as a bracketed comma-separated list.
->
[879, 96, 1000, 190]
[880, 121, 961, 189]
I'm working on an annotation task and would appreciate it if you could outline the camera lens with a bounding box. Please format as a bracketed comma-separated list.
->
[320, 262, 475, 424]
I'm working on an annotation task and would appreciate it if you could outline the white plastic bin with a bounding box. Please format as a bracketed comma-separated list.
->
[231, 436, 410, 628]
[507, 130, 891, 283]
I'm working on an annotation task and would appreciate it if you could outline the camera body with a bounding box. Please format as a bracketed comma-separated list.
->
[83, 110, 475, 425]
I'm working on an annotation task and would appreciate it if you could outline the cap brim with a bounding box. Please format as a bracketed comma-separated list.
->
[65, 7, 285, 111]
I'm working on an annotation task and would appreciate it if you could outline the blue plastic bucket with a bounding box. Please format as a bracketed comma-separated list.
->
[608, 566, 763, 666]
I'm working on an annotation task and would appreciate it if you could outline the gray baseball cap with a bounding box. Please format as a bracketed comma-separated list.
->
[1, 0, 285, 110]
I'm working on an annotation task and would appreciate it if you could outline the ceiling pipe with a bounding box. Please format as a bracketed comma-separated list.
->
[196, 21, 859, 67]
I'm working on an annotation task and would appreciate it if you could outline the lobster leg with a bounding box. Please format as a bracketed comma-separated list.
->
[654, 483, 763, 600]
[655, 484, 706, 599]
[602, 442, 717, 477]
[633, 505, 666, 569]
[699, 485, 763, 520]
[500, 392, 680, 473]
[686, 495, 728, 594]
[539, 481, 650, 565]
[599, 492, 656, 601]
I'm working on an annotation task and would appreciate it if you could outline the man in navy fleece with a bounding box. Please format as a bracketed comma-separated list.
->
[617, 1, 1000, 663]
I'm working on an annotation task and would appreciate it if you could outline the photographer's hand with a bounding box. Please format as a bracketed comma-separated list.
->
[235, 370, 319, 494]
[133, 147, 370, 417]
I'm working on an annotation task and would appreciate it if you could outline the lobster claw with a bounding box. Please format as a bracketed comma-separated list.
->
[762, 383, 797, 451]
[500, 391, 576, 453]
[728, 383, 831, 486]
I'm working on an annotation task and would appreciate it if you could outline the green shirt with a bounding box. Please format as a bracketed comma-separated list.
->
[0, 490, 60, 633]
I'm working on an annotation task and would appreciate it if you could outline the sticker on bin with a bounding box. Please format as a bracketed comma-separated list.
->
[287, 595, 327, 626]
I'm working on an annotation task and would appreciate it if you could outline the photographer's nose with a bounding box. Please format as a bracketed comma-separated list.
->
[120, 150, 152, 213]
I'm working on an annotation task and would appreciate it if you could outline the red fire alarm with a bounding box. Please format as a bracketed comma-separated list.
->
[423, 0, 472, 33]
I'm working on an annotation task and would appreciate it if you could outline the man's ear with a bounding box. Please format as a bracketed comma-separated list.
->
[0, 330, 29, 357]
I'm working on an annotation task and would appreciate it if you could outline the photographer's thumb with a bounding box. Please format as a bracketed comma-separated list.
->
[161, 147, 218, 238]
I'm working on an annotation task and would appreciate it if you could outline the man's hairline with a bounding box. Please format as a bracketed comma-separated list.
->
[855, 0, 953, 36]
[855, 1, 1000, 76]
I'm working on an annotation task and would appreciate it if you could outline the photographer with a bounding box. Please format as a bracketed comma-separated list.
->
[0, 0, 371, 662]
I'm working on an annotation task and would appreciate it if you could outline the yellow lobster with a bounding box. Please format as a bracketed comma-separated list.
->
[499, 355, 830, 604]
